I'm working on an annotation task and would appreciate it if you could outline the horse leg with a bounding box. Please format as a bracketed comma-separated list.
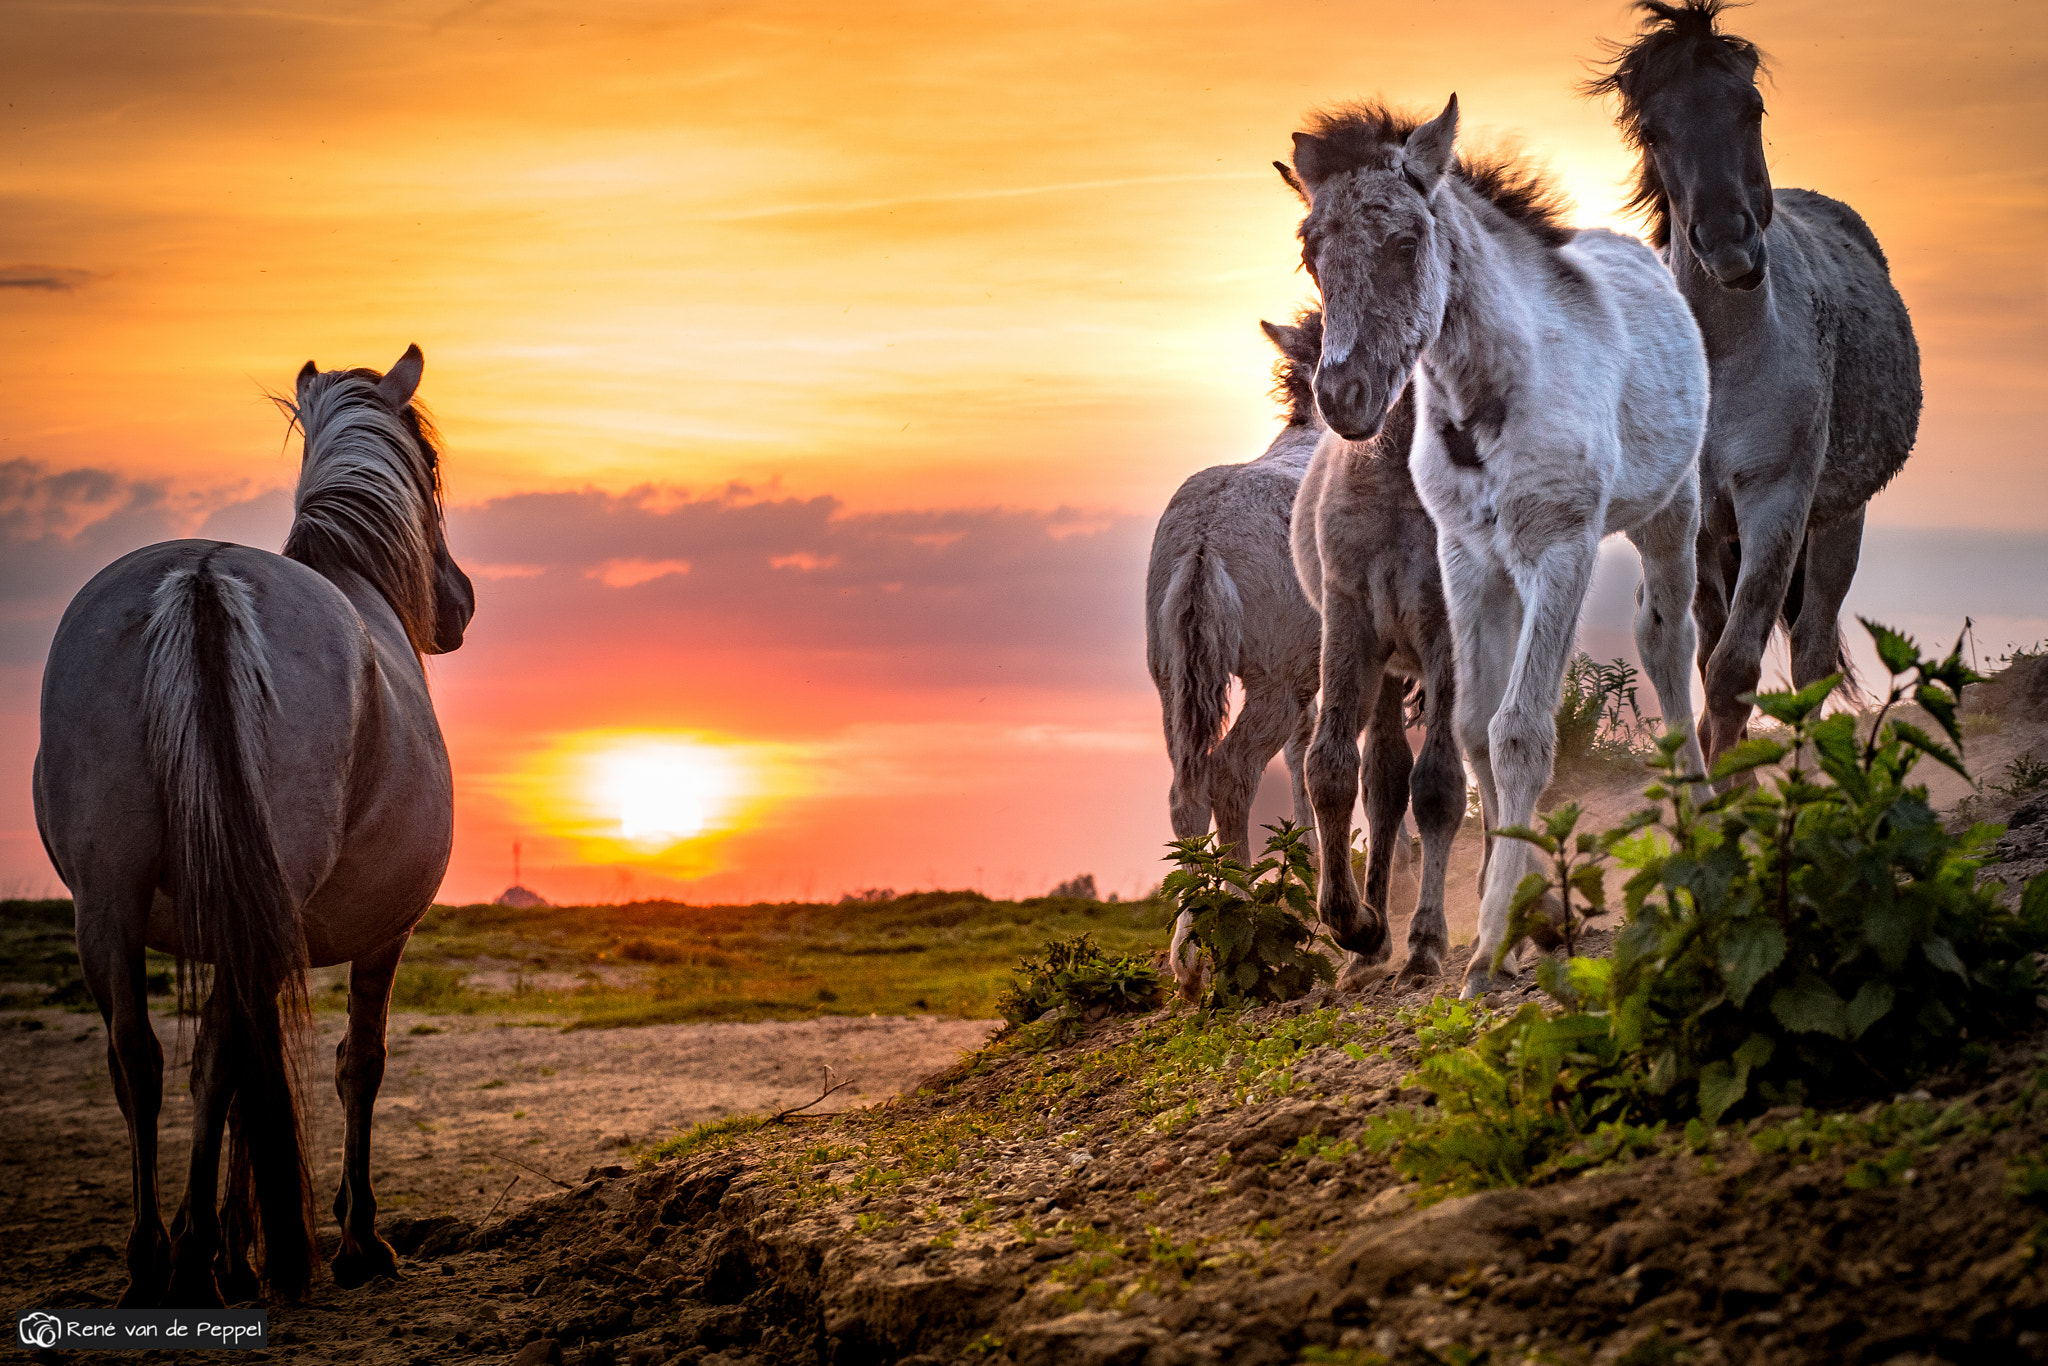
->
[1703, 468, 1820, 767]
[1210, 681, 1299, 863]
[1691, 532, 1737, 757]
[1626, 482, 1708, 783]
[1283, 692, 1318, 849]
[1462, 532, 1597, 999]
[332, 934, 408, 1288]
[1359, 674, 1414, 969]
[1438, 537, 1517, 993]
[163, 993, 236, 1308]
[1307, 586, 1395, 964]
[1790, 507, 1865, 692]
[1402, 649, 1463, 985]
[75, 889, 172, 1306]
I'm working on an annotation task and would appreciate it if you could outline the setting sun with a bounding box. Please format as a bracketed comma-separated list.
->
[605, 741, 734, 846]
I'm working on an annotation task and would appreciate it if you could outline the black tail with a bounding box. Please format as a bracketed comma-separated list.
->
[142, 558, 317, 1299]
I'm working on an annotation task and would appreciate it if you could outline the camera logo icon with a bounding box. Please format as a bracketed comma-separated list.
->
[18, 1312, 62, 1348]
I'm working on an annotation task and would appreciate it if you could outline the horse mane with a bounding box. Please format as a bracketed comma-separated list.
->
[1581, 0, 1768, 249]
[1298, 100, 1575, 249]
[1268, 307, 1324, 426]
[278, 369, 445, 653]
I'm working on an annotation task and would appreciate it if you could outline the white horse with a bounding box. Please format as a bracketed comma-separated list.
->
[1289, 96, 1708, 996]
[34, 346, 474, 1305]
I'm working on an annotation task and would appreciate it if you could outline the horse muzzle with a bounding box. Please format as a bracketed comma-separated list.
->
[1314, 367, 1395, 444]
[1690, 223, 1768, 291]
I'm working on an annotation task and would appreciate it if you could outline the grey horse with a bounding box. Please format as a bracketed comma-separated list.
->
[34, 346, 474, 1306]
[1286, 307, 1461, 988]
[1586, 0, 1921, 762]
[1145, 315, 1326, 861]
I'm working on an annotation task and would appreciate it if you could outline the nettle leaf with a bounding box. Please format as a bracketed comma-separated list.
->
[1845, 979, 1894, 1039]
[1861, 618, 1919, 677]
[1711, 736, 1790, 784]
[2023, 872, 2048, 935]
[1771, 975, 1850, 1038]
[1862, 900, 1914, 972]
[1494, 824, 1555, 853]
[1890, 719, 1969, 780]
[1570, 863, 1609, 911]
[1921, 934, 1967, 980]
[1718, 918, 1786, 1007]
[1232, 960, 1260, 990]
[1732, 1034, 1775, 1072]
[1697, 1060, 1746, 1126]
[1750, 674, 1841, 726]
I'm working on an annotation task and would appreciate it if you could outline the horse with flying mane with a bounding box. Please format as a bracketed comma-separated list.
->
[1288, 96, 1710, 996]
[34, 346, 474, 1306]
[1584, 0, 1921, 764]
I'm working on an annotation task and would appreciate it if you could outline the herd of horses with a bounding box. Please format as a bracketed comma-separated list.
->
[1149, 1, 1918, 999]
[26, 0, 1919, 1315]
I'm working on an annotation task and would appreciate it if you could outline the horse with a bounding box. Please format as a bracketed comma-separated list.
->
[1288, 96, 1709, 996]
[1146, 312, 1327, 864]
[33, 345, 475, 1306]
[1283, 306, 1462, 989]
[1584, 0, 1921, 764]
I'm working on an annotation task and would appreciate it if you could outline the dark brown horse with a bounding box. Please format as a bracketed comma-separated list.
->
[34, 346, 474, 1306]
[1586, 0, 1922, 763]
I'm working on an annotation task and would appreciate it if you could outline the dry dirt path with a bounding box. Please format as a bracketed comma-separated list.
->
[1, 1010, 997, 1318]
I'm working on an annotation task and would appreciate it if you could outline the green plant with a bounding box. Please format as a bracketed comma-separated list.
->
[1996, 751, 2048, 797]
[637, 1112, 768, 1167]
[1161, 822, 1335, 1008]
[1364, 622, 2048, 1200]
[1555, 652, 1655, 772]
[996, 933, 1163, 1040]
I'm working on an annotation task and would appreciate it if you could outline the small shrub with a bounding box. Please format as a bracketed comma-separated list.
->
[996, 933, 1162, 1040]
[1365, 621, 2048, 1201]
[1162, 822, 1335, 1009]
[1997, 751, 2048, 797]
[389, 963, 471, 1011]
[1048, 874, 1099, 901]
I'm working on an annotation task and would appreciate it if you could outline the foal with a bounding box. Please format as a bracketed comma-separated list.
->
[1146, 314, 1327, 861]
[1290, 97, 1709, 995]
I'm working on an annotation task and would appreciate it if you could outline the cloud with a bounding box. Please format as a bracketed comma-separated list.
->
[0, 265, 98, 291]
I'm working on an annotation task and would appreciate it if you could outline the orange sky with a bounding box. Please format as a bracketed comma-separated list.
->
[3, 0, 2044, 904]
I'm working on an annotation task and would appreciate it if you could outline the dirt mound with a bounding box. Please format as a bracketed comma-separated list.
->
[287, 968, 2048, 1366]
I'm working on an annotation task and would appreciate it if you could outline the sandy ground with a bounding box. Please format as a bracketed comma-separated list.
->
[0, 1008, 999, 1294]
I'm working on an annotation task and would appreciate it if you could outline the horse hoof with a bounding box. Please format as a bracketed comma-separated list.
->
[331, 1240, 400, 1289]
[1459, 960, 1514, 999]
[1397, 947, 1443, 985]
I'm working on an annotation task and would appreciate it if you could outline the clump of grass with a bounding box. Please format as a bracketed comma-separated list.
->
[639, 1113, 768, 1167]
[1997, 751, 2048, 797]
[996, 933, 1162, 1043]
[389, 963, 475, 1012]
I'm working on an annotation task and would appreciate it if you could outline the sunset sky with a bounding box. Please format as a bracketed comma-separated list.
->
[3, 0, 2044, 905]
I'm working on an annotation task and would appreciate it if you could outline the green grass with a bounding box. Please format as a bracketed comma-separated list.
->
[5, 891, 1167, 1028]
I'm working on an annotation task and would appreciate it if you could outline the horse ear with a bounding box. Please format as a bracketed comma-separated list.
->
[1260, 319, 1312, 364]
[1290, 133, 1330, 189]
[1402, 93, 1459, 193]
[297, 360, 317, 391]
[378, 344, 424, 410]
[1274, 159, 1308, 203]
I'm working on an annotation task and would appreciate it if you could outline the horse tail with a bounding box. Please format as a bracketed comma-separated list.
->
[1158, 548, 1243, 833]
[141, 556, 317, 1300]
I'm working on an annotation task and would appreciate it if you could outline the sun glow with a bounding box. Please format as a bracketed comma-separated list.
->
[606, 741, 732, 846]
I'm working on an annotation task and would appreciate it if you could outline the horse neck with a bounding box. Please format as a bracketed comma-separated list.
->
[1664, 211, 1777, 350]
[1419, 191, 1535, 420]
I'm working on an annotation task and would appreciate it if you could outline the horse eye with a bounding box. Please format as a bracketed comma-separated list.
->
[1398, 238, 1418, 258]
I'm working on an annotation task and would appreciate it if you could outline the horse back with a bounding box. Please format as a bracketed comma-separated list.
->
[36, 540, 448, 964]
[1768, 188, 1923, 522]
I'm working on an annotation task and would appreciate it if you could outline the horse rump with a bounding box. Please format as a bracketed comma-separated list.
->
[142, 557, 319, 1299]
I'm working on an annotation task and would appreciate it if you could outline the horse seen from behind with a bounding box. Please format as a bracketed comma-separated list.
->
[34, 345, 475, 1306]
